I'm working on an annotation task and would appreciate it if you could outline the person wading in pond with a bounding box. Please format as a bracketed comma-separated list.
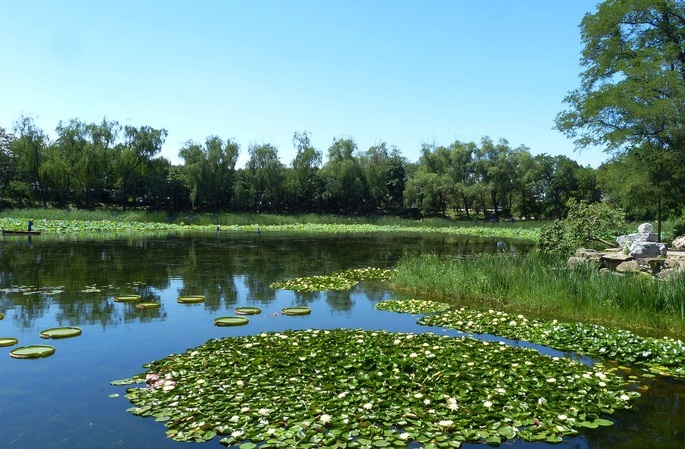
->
[28, 219, 33, 232]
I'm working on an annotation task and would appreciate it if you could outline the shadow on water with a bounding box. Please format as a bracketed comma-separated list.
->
[0, 233, 682, 448]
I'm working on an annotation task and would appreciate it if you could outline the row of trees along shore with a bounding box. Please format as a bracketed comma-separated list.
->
[0, 114, 681, 222]
[1, 117, 603, 220]
[3, 0, 685, 224]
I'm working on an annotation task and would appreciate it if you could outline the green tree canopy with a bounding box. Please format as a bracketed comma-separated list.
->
[555, 0, 685, 239]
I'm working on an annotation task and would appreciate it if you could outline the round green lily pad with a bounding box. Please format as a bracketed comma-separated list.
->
[0, 312, 4, 320]
[214, 316, 249, 327]
[114, 294, 142, 303]
[10, 345, 56, 359]
[136, 302, 161, 309]
[178, 295, 206, 304]
[0, 337, 18, 347]
[40, 327, 82, 339]
[235, 306, 261, 315]
[281, 306, 312, 316]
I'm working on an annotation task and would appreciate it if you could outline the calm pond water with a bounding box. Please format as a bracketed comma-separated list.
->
[0, 232, 683, 449]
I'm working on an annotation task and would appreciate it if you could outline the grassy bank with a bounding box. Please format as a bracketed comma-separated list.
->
[0, 208, 541, 240]
[391, 253, 685, 338]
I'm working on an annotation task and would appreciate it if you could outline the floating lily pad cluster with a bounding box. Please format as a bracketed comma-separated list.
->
[115, 329, 638, 447]
[270, 268, 394, 292]
[2, 325, 82, 359]
[0, 217, 540, 241]
[419, 306, 685, 380]
[0, 285, 65, 296]
[375, 299, 451, 315]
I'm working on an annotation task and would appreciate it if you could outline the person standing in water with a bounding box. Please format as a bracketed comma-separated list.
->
[28, 219, 33, 232]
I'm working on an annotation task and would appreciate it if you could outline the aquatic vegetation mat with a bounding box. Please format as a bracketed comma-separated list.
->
[178, 295, 206, 304]
[137, 302, 162, 309]
[0, 217, 540, 241]
[114, 294, 142, 303]
[214, 316, 249, 327]
[235, 307, 261, 315]
[375, 299, 451, 315]
[114, 329, 638, 447]
[0, 337, 18, 347]
[270, 267, 394, 292]
[419, 307, 685, 380]
[281, 306, 312, 316]
[39, 326, 82, 339]
[10, 344, 56, 359]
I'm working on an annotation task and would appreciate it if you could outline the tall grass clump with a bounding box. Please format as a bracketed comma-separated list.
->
[392, 253, 685, 337]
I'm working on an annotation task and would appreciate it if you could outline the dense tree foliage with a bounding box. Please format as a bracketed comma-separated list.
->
[1, 116, 608, 219]
[556, 0, 685, 239]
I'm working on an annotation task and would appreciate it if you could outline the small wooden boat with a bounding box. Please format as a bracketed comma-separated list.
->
[2, 230, 42, 236]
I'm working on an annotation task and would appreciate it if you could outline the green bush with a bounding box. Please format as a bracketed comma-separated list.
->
[537, 199, 626, 256]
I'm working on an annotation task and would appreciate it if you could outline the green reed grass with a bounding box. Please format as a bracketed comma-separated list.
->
[392, 253, 685, 338]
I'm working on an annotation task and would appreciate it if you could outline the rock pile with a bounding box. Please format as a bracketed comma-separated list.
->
[567, 223, 685, 279]
[616, 223, 667, 257]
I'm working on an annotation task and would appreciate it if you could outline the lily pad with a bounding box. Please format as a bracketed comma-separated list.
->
[0, 337, 18, 347]
[214, 316, 249, 327]
[0, 312, 4, 320]
[281, 306, 311, 316]
[178, 295, 206, 304]
[10, 345, 56, 359]
[114, 294, 142, 303]
[235, 306, 261, 315]
[136, 302, 161, 309]
[40, 327, 82, 339]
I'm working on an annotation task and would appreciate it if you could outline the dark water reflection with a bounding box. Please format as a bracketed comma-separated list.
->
[0, 232, 682, 449]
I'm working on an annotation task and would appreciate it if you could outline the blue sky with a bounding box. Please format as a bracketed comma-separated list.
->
[0, 0, 605, 167]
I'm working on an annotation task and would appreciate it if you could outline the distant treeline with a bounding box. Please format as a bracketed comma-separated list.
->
[0, 116, 677, 220]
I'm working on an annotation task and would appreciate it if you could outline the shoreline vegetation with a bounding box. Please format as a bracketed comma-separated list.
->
[391, 254, 685, 339]
[3, 208, 683, 338]
[0, 208, 540, 241]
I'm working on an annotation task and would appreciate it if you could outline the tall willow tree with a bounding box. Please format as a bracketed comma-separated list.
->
[555, 0, 685, 240]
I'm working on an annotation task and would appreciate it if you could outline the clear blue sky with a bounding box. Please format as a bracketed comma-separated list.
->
[0, 0, 605, 168]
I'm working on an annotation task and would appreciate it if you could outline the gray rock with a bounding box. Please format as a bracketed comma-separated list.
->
[616, 260, 640, 273]
[638, 223, 654, 233]
[672, 235, 685, 249]
[629, 241, 667, 257]
[617, 232, 658, 246]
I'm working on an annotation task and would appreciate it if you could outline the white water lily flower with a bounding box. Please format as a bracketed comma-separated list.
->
[620, 394, 630, 401]
[393, 339, 401, 345]
[320, 414, 332, 424]
[546, 378, 556, 383]
[258, 408, 270, 415]
[599, 381, 606, 387]
[266, 428, 276, 435]
[363, 402, 373, 410]
[483, 400, 493, 408]
[231, 429, 244, 438]
[448, 401, 459, 411]
[241, 406, 250, 412]
[414, 393, 424, 399]
[409, 352, 418, 358]
[337, 391, 348, 399]
[423, 399, 430, 405]
[438, 419, 453, 427]
[399, 432, 410, 440]
[558, 414, 567, 420]
[236, 380, 244, 386]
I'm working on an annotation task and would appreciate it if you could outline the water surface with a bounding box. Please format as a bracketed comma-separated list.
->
[0, 232, 682, 448]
